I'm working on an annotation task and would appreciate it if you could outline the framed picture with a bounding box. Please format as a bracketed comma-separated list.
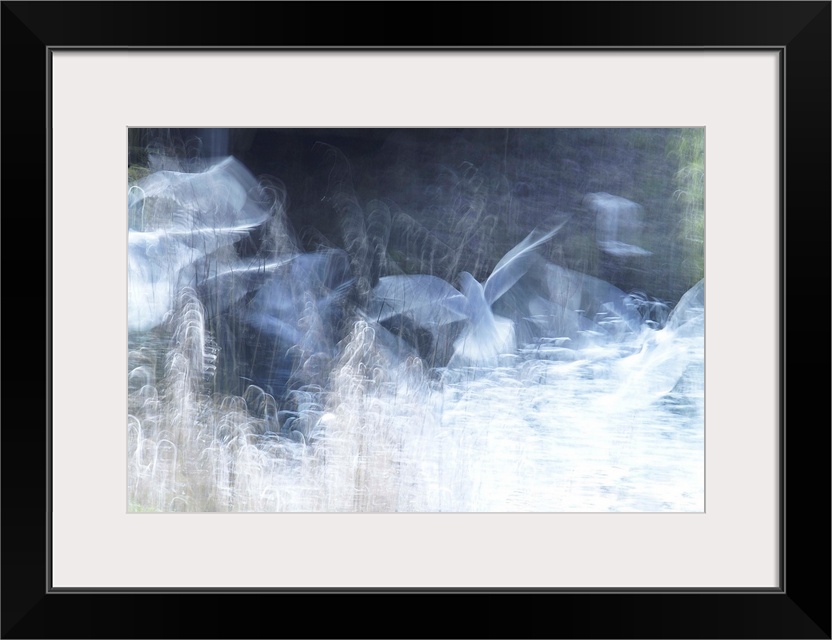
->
[4, 2, 828, 638]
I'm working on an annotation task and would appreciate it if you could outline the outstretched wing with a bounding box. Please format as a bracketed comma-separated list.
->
[483, 220, 567, 307]
[368, 275, 468, 327]
[189, 256, 297, 322]
[664, 278, 704, 333]
[127, 157, 275, 333]
[131, 156, 271, 232]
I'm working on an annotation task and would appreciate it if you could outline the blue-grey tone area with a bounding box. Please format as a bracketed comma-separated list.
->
[127, 128, 704, 512]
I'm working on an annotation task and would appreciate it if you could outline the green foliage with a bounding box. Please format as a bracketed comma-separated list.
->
[128, 164, 151, 183]
[128, 501, 159, 513]
[128, 137, 151, 184]
[668, 129, 705, 284]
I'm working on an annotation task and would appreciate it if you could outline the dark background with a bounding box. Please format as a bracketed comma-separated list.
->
[129, 126, 704, 305]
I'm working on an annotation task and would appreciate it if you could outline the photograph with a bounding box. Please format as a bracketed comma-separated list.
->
[127, 127, 705, 513]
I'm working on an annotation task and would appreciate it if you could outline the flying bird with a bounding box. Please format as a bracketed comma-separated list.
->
[218, 249, 355, 401]
[583, 192, 652, 258]
[613, 279, 704, 401]
[368, 222, 568, 367]
[127, 157, 274, 333]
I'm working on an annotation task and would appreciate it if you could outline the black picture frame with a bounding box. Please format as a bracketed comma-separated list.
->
[2, 2, 829, 638]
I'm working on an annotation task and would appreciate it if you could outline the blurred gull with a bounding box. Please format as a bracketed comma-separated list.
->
[127, 157, 273, 333]
[583, 192, 652, 258]
[614, 278, 704, 401]
[500, 260, 646, 354]
[225, 248, 355, 400]
[368, 222, 567, 367]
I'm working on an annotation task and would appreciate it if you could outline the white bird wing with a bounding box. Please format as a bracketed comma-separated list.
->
[127, 226, 273, 332]
[665, 279, 704, 333]
[483, 220, 567, 307]
[597, 240, 653, 257]
[132, 156, 270, 232]
[369, 275, 468, 327]
[191, 256, 297, 321]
